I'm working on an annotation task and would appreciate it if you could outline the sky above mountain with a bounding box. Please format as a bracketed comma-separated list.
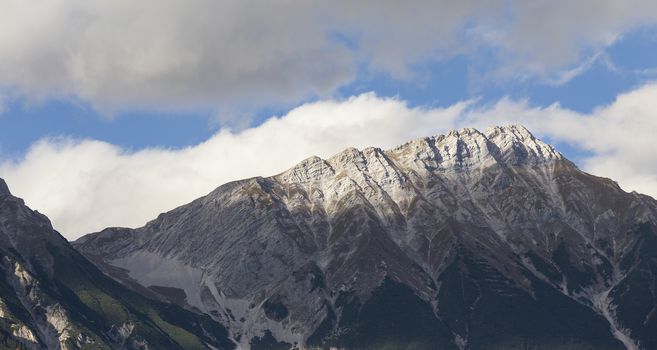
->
[1, 1, 657, 239]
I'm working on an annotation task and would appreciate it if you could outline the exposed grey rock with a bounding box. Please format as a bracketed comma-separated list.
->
[74, 126, 657, 350]
[0, 178, 10, 196]
[0, 178, 235, 350]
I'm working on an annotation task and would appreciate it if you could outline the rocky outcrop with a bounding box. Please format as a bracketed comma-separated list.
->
[75, 125, 657, 349]
[0, 177, 235, 349]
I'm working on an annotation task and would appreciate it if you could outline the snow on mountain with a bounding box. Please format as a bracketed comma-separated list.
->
[74, 125, 657, 349]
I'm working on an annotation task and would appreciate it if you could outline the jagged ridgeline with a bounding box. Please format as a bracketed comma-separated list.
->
[74, 126, 657, 349]
[3, 125, 657, 350]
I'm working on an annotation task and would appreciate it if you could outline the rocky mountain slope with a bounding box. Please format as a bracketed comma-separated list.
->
[74, 125, 657, 350]
[0, 178, 235, 349]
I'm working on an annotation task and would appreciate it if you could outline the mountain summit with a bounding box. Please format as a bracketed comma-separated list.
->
[0, 179, 10, 196]
[75, 125, 657, 350]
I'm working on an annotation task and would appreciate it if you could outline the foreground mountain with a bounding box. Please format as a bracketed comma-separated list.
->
[0, 179, 235, 349]
[74, 125, 657, 350]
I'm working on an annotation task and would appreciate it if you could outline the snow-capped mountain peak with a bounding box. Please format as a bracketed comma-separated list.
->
[74, 125, 657, 350]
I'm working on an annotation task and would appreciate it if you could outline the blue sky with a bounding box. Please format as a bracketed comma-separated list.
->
[2, 1, 657, 238]
[2, 24, 656, 157]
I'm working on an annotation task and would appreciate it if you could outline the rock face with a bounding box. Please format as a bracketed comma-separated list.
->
[74, 125, 657, 350]
[0, 179, 235, 349]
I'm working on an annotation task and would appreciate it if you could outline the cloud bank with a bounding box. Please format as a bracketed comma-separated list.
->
[3, 84, 657, 239]
[0, 94, 468, 238]
[1, 0, 657, 112]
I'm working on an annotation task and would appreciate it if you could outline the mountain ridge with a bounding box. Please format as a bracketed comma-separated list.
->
[73, 125, 657, 349]
[0, 177, 236, 349]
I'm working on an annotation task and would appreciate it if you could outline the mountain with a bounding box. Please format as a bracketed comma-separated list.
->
[74, 125, 657, 350]
[0, 179, 236, 349]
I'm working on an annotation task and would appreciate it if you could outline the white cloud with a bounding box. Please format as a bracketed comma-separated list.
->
[3, 84, 657, 240]
[454, 82, 657, 198]
[1, 0, 657, 112]
[0, 0, 356, 113]
[0, 94, 469, 239]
